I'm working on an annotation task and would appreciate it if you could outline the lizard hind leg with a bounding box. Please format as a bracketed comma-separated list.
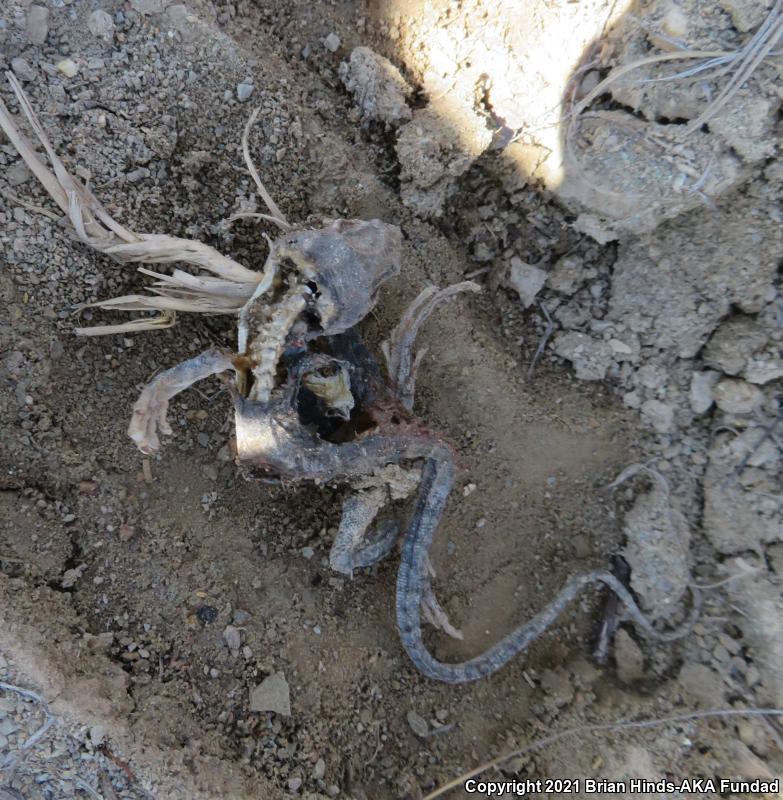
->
[330, 488, 396, 577]
[330, 465, 422, 577]
[128, 348, 236, 454]
[421, 581, 463, 641]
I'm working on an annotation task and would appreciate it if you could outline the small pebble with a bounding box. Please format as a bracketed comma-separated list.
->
[7, 160, 32, 186]
[26, 4, 49, 45]
[11, 57, 36, 83]
[88, 9, 115, 42]
[196, 605, 218, 624]
[236, 82, 254, 102]
[406, 709, 428, 737]
[232, 609, 250, 625]
[250, 672, 291, 716]
[56, 59, 79, 78]
[118, 524, 136, 542]
[323, 32, 341, 51]
[223, 625, 241, 652]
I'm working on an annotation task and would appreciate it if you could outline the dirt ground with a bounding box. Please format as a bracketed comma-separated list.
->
[1, 0, 782, 797]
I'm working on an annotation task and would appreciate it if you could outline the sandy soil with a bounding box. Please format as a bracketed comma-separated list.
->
[0, 0, 781, 798]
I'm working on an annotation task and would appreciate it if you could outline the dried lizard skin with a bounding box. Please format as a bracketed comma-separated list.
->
[234, 344, 701, 683]
[2, 74, 701, 684]
[125, 295, 700, 683]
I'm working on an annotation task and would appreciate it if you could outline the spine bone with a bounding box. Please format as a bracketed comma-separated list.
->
[248, 285, 306, 402]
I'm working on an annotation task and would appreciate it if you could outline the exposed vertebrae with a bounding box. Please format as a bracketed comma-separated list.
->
[246, 284, 307, 403]
[240, 218, 401, 403]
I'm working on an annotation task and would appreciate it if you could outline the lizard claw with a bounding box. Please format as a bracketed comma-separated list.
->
[128, 382, 172, 454]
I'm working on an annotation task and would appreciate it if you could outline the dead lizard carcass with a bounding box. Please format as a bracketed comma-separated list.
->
[0, 75, 699, 683]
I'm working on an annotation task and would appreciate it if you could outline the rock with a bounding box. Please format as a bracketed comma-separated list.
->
[85, 631, 115, 653]
[729, 741, 776, 781]
[196, 605, 218, 624]
[118, 524, 136, 542]
[88, 9, 115, 42]
[677, 663, 725, 707]
[622, 484, 690, 618]
[406, 709, 428, 737]
[56, 59, 79, 78]
[339, 46, 412, 128]
[728, 576, 783, 705]
[236, 82, 254, 102]
[723, 92, 779, 162]
[130, 0, 168, 14]
[614, 629, 644, 682]
[547, 254, 584, 295]
[26, 4, 49, 45]
[89, 724, 106, 747]
[719, 0, 772, 33]
[9, 158, 32, 184]
[635, 364, 666, 390]
[539, 667, 574, 708]
[396, 103, 491, 218]
[713, 378, 762, 414]
[165, 4, 200, 43]
[232, 609, 250, 625]
[662, 4, 689, 38]
[288, 777, 302, 792]
[61, 564, 86, 588]
[10, 58, 35, 83]
[313, 758, 326, 780]
[607, 200, 781, 360]
[744, 351, 783, 385]
[703, 431, 782, 554]
[250, 672, 291, 716]
[608, 338, 633, 357]
[507, 258, 547, 308]
[640, 399, 675, 434]
[703, 315, 768, 375]
[553, 332, 614, 380]
[689, 370, 719, 414]
[323, 32, 341, 52]
[223, 625, 241, 652]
